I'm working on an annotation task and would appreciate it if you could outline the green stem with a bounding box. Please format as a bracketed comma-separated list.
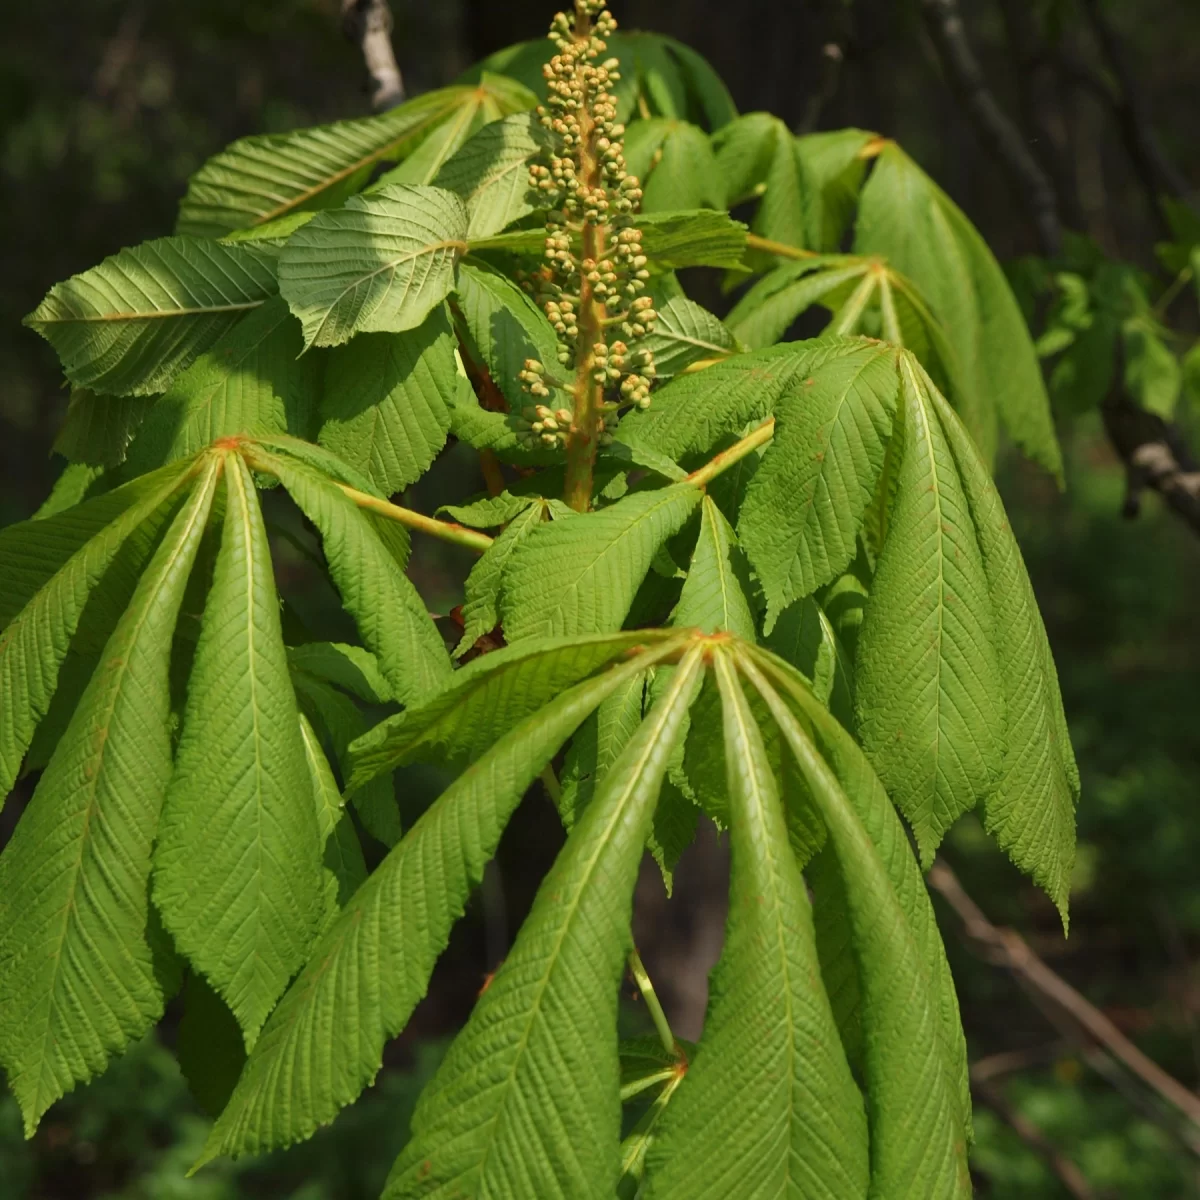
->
[685, 418, 776, 489]
[744, 232, 818, 261]
[628, 947, 680, 1060]
[334, 483, 495, 553]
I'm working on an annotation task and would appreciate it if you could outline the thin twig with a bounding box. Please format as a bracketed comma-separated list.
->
[341, 0, 405, 111]
[684, 419, 775, 489]
[334, 483, 495, 552]
[929, 859, 1200, 1130]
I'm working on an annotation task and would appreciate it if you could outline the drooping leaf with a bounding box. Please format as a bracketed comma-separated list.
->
[199, 641, 677, 1164]
[125, 297, 316, 471]
[0, 462, 218, 1133]
[438, 489, 537, 529]
[739, 651, 972, 1198]
[639, 296, 737, 377]
[625, 119, 723, 213]
[646, 651, 868, 1199]
[764, 597, 854, 730]
[453, 261, 559, 410]
[725, 258, 868, 350]
[53, 390, 155, 467]
[298, 712, 368, 927]
[32, 463, 107, 519]
[933, 385, 1078, 918]
[348, 631, 679, 789]
[0, 461, 193, 801]
[279, 185, 468, 349]
[855, 143, 1062, 477]
[25, 238, 278, 396]
[370, 74, 538, 191]
[855, 357, 1004, 860]
[795, 128, 873, 251]
[176, 82, 531, 237]
[256, 448, 452, 706]
[456, 497, 548, 654]
[501, 484, 702, 640]
[292, 668, 401, 850]
[318, 307, 458, 496]
[386, 647, 704, 1199]
[154, 454, 324, 1047]
[432, 111, 547, 238]
[285, 641, 394, 705]
[671, 495, 755, 638]
[739, 341, 898, 626]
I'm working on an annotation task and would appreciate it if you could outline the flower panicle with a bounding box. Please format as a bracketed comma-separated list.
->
[516, 1, 658, 451]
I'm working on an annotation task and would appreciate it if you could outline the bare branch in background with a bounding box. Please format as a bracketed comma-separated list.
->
[920, 0, 1200, 541]
[341, 0, 405, 111]
[1079, 0, 1193, 221]
[929, 860, 1200, 1134]
[919, 0, 1062, 256]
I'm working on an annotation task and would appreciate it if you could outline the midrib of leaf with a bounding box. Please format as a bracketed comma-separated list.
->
[311, 236, 468, 347]
[473, 652, 702, 1181]
[7, 458, 220, 1130]
[903, 354, 949, 806]
[716, 653, 801, 1158]
[41, 301, 265, 325]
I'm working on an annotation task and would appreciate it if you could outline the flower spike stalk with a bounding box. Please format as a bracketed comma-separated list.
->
[517, 0, 658, 511]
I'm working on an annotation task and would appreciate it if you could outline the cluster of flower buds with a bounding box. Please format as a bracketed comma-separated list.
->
[517, 1, 659, 449]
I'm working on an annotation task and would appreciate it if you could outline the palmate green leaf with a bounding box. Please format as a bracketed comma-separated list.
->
[432, 111, 547, 239]
[453, 261, 559, 410]
[199, 638, 679, 1164]
[348, 630, 676, 789]
[725, 258, 868, 350]
[24, 238, 278, 396]
[625, 119, 723, 213]
[53, 390, 155, 467]
[933, 385, 1078, 917]
[438, 489, 536, 529]
[176, 82, 531, 238]
[795, 128, 873, 252]
[671, 495, 755, 638]
[0, 461, 218, 1134]
[646, 651, 868, 1199]
[501, 484, 702, 640]
[855, 356, 1004, 861]
[371, 75, 538, 192]
[739, 651, 972, 1199]
[125, 297, 316, 471]
[279, 184, 468, 349]
[0, 460, 194, 801]
[470, 209, 747, 270]
[456, 497, 550, 654]
[298, 712, 368, 929]
[617, 344, 809, 460]
[739, 341, 898, 627]
[854, 143, 1063, 478]
[256, 449, 452, 707]
[318, 307, 457, 496]
[470, 33, 734, 130]
[154, 454, 324, 1047]
[639, 296, 737, 377]
[386, 647, 704, 1199]
[746, 647, 969, 1126]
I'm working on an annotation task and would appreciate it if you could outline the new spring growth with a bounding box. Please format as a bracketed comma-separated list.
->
[515, 0, 658, 452]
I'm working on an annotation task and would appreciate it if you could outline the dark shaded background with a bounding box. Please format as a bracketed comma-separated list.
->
[2, 1, 1199, 1196]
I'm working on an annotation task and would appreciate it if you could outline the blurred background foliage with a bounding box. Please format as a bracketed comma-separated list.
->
[2, 0, 1199, 1196]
